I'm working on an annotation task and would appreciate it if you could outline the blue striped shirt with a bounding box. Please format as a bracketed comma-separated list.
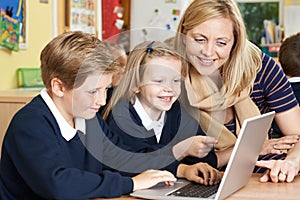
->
[226, 53, 298, 134]
[251, 53, 298, 113]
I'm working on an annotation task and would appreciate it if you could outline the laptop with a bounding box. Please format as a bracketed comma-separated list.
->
[130, 111, 275, 200]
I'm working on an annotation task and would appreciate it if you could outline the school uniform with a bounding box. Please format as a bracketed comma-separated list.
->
[269, 77, 300, 138]
[0, 91, 133, 200]
[107, 99, 218, 175]
[289, 77, 300, 103]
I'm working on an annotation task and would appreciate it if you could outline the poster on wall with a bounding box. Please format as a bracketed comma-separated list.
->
[70, 0, 96, 34]
[0, 0, 26, 50]
[0, 9, 20, 51]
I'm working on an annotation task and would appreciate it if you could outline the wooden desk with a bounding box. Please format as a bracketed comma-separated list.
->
[95, 174, 300, 200]
[0, 89, 39, 155]
[226, 173, 300, 199]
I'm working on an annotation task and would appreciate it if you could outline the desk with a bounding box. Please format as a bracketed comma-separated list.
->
[0, 90, 38, 155]
[94, 174, 300, 200]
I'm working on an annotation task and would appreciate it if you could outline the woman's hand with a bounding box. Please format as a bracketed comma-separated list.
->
[132, 169, 177, 191]
[256, 159, 299, 183]
[177, 163, 222, 185]
[260, 135, 299, 155]
[173, 136, 217, 160]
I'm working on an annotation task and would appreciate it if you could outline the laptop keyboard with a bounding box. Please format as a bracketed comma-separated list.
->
[168, 182, 220, 198]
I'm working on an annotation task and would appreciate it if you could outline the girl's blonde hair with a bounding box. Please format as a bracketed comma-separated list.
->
[175, 0, 262, 98]
[103, 41, 181, 119]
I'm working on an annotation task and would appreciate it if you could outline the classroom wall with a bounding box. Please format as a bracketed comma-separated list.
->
[0, 1, 53, 90]
[0, 0, 299, 91]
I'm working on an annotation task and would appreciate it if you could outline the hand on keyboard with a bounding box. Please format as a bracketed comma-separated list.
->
[177, 162, 222, 185]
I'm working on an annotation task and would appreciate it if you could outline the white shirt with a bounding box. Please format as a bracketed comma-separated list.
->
[133, 97, 165, 143]
[289, 77, 300, 83]
[40, 88, 86, 141]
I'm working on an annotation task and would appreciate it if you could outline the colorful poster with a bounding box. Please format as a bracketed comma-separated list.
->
[0, 9, 20, 51]
[0, 0, 24, 41]
[70, 0, 96, 34]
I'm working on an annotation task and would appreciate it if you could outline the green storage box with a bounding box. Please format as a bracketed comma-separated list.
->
[17, 68, 44, 88]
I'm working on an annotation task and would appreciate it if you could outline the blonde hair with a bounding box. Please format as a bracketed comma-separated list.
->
[175, 0, 262, 98]
[40, 31, 118, 90]
[103, 41, 181, 119]
[102, 40, 127, 67]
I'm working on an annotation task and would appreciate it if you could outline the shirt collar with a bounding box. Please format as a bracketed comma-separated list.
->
[40, 88, 86, 141]
[133, 97, 165, 131]
[289, 77, 300, 83]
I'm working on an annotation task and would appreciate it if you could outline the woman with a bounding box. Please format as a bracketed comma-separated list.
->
[175, 0, 300, 183]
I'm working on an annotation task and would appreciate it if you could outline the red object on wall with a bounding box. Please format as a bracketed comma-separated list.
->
[102, 0, 123, 42]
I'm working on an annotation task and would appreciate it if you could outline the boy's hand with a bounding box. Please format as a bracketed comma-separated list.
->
[132, 169, 177, 191]
[173, 136, 217, 160]
[177, 163, 222, 185]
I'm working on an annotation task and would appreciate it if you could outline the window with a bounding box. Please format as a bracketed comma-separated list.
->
[237, 0, 283, 46]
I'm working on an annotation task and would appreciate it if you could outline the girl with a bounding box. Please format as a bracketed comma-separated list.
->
[104, 41, 221, 185]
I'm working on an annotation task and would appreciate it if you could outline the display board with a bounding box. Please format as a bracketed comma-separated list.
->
[69, 0, 96, 34]
[0, 0, 27, 51]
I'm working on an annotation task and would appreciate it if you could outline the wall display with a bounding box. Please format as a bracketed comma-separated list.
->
[130, 0, 192, 49]
[0, 0, 27, 50]
[70, 0, 96, 34]
[102, 0, 124, 42]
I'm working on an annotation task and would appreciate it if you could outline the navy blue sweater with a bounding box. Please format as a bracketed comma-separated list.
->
[272, 82, 300, 137]
[107, 100, 218, 175]
[291, 82, 300, 103]
[0, 95, 133, 200]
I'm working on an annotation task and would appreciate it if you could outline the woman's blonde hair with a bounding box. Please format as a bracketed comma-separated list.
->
[103, 41, 181, 119]
[175, 0, 262, 97]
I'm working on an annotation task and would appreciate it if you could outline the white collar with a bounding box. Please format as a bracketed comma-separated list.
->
[289, 77, 300, 83]
[40, 88, 86, 141]
[133, 97, 166, 131]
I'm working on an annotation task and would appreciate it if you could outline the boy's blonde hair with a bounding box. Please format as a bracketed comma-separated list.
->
[103, 41, 181, 119]
[40, 31, 118, 90]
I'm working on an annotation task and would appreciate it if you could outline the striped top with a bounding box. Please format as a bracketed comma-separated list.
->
[251, 53, 298, 113]
[226, 53, 298, 134]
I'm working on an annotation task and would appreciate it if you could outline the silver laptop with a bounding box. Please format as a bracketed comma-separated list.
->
[130, 111, 275, 200]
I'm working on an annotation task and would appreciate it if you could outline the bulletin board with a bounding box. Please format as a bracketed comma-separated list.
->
[69, 0, 96, 34]
[0, 0, 27, 51]
[102, 0, 123, 42]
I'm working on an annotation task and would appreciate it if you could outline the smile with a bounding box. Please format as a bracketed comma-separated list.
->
[159, 96, 173, 102]
[197, 57, 215, 65]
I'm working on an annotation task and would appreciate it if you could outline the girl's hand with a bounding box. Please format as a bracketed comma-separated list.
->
[177, 163, 222, 185]
[132, 169, 177, 191]
[260, 135, 299, 155]
[173, 136, 217, 160]
[256, 159, 299, 183]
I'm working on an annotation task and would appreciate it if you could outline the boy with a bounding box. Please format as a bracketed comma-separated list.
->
[0, 31, 176, 200]
[278, 32, 300, 102]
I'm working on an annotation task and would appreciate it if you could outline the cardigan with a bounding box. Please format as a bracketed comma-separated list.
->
[0, 95, 133, 200]
[107, 100, 218, 175]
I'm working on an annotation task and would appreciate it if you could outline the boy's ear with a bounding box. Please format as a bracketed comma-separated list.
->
[50, 78, 65, 97]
